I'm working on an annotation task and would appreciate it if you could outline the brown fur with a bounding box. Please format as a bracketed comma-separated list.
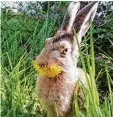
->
[35, 2, 98, 117]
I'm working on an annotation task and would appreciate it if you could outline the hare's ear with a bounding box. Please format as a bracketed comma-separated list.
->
[61, 2, 80, 33]
[74, 2, 98, 43]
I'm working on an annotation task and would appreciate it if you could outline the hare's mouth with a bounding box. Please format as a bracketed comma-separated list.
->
[32, 60, 63, 78]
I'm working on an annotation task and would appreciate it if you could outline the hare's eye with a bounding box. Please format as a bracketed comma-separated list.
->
[64, 48, 68, 52]
[61, 48, 69, 57]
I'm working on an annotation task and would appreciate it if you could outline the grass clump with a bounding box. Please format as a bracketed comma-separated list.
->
[72, 23, 113, 117]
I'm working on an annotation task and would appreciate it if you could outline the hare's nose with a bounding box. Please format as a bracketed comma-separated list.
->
[33, 56, 37, 60]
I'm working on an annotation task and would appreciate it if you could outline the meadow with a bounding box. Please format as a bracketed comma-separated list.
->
[1, 2, 113, 117]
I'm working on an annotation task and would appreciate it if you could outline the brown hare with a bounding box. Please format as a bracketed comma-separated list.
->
[34, 2, 98, 117]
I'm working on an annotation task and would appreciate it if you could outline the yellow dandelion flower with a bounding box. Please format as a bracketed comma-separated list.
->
[32, 60, 62, 78]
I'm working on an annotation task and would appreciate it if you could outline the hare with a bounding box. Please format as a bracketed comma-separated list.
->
[35, 2, 98, 117]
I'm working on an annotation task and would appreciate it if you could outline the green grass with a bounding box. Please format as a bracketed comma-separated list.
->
[72, 23, 113, 117]
[1, 8, 113, 117]
[1, 9, 56, 117]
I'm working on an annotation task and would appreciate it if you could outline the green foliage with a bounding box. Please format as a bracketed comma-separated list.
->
[1, 2, 62, 116]
[93, 9, 113, 92]
[73, 23, 113, 117]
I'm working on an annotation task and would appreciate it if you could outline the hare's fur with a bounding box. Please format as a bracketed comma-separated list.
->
[36, 68, 86, 117]
[35, 2, 98, 117]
